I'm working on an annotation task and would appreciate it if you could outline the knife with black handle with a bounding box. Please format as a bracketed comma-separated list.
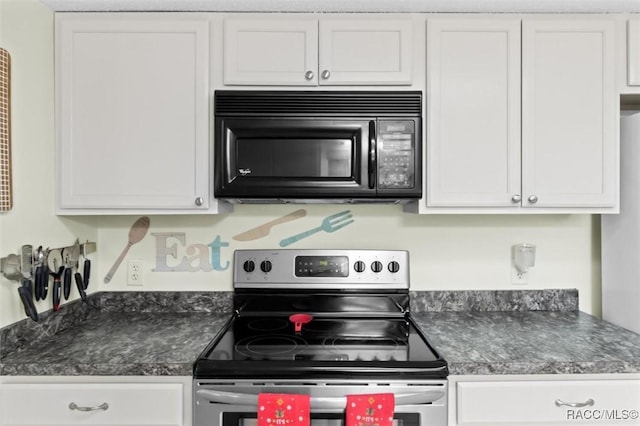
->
[51, 266, 64, 311]
[34, 264, 42, 301]
[18, 280, 39, 322]
[74, 272, 87, 302]
[40, 264, 49, 300]
[63, 267, 72, 300]
[83, 258, 91, 290]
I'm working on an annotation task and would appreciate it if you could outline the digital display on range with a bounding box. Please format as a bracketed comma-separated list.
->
[295, 256, 348, 277]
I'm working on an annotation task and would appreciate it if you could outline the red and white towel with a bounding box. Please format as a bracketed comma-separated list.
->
[346, 393, 395, 426]
[258, 393, 311, 426]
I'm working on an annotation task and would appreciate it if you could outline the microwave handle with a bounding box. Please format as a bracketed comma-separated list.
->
[368, 120, 377, 190]
[196, 389, 445, 408]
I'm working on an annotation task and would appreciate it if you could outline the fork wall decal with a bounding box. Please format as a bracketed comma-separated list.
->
[279, 210, 354, 247]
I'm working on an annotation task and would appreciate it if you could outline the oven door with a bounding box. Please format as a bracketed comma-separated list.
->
[214, 118, 375, 199]
[193, 381, 447, 426]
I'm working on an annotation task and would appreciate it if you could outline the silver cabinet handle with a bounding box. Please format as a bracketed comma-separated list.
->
[528, 195, 538, 204]
[195, 197, 204, 206]
[512, 194, 521, 203]
[321, 70, 331, 80]
[555, 398, 594, 408]
[305, 70, 314, 80]
[69, 402, 109, 412]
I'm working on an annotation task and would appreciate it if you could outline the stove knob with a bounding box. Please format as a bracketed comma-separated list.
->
[371, 261, 383, 273]
[260, 260, 273, 273]
[388, 261, 400, 273]
[243, 260, 255, 273]
[354, 260, 366, 273]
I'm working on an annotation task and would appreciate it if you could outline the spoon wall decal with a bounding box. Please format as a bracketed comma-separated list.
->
[104, 216, 150, 284]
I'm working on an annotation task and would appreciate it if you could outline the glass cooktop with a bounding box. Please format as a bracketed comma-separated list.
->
[194, 315, 448, 379]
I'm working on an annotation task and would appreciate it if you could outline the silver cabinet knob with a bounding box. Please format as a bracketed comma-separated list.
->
[511, 194, 521, 203]
[321, 70, 331, 80]
[304, 70, 314, 80]
[528, 195, 538, 204]
[195, 197, 204, 206]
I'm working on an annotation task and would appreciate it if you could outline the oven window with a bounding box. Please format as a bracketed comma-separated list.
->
[223, 413, 421, 426]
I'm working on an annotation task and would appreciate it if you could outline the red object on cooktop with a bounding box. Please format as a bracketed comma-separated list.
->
[289, 313, 313, 332]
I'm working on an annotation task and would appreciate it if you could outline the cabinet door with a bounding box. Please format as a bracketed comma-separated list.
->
[0, 383, 183, 425]
[522, 19, 617, 208]
[318, 20, 413, 85]
[456, 380, 640, 425]
[223, 19, 318, 85]
[426, 19, 521, 207]
[57, 16, 210, 211]
[629, 18, 640, 86]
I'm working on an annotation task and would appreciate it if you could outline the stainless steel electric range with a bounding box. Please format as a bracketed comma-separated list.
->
[193, 250, 448, 426]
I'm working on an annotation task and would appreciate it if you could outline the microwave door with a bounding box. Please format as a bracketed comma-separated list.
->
[215, 119, 375, 199]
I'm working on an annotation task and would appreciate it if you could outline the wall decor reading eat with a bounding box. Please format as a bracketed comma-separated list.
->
[0, 48, 12, 212]
[151, 209, 357, 273]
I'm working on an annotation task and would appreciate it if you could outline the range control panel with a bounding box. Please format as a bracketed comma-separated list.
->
[233, 249, 410, 290]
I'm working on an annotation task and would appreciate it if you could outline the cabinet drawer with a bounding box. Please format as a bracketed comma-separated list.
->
[456, 380, 640, 425]
[0, 383, 183, 425]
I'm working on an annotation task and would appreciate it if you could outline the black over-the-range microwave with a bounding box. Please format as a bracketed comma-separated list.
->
[213, 90, 422, 203]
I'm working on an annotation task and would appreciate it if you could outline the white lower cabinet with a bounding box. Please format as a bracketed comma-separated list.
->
[451, 376, 640, 426]
[0, 377, 191, 426]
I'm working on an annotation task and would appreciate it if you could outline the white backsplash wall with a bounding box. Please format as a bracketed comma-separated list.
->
[96, 206, 601, 315]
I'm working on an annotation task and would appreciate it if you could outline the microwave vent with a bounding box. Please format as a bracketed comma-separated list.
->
[215, 91, 422, 117]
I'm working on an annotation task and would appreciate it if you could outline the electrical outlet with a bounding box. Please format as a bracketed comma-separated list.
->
[511, 268, 528, 285]
[127, 259, 143, 286]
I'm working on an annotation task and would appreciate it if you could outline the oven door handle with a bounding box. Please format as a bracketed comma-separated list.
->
[196, 390, 445, 408]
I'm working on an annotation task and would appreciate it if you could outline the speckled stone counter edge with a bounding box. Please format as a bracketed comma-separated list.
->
[410, 289, 578, 312]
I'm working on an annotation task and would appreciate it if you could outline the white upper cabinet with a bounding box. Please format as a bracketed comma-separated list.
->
[223, 17, 413, 86]
[628, 18, 640, 86]
[318, 20, 413, 85]
[426, 19, 521, 207]
[223, 19, 318, 86]
[56, 14, 221, 214]
[420, 17, 618, 213]
[522, 19, 617, 209]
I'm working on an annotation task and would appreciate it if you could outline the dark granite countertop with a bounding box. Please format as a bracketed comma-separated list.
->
[0, 292, 232, 376]
[413, 310, 640, 375]
[2, 290, 640, 377]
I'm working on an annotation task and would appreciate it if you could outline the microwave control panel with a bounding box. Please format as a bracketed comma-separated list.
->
[377, 120, 415, 189]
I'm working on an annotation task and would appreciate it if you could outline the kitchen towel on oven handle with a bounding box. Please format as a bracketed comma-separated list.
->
[258, 393, 310, 426]
[346, 393, 395, 426]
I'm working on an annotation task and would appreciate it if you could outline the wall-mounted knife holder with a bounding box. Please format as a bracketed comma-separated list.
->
[1, 240, 96, 280]
[1, 240, 97, 321]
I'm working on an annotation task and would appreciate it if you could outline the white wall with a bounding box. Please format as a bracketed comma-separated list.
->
[96, 207, 602, 315]
[0, 0, 98, 328]
[0, 0, 602, 328]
